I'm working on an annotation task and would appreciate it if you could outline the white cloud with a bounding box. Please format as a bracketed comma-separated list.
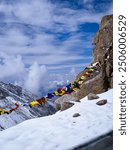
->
[0, 0, 112, 61]
[0, 52, 25, 80]
[0, 52, 77, 95]
[22, 54, 87, 65]
[0, 0, 112, 32]
[24, 62, 48, 95]
[0, 29, 29, 47]
[0, 27, 93, 65]
[47, 62, 90, 70]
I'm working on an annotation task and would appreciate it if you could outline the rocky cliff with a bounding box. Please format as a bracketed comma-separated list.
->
[76, 15, 113, 99]
[55, 15, 113, 109]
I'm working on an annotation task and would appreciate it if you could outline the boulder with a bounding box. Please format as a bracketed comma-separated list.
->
[96, 99, 107, 106]
[73, 113, 80, 117]
[76, 72, 107, 99]
[55, 94, 79, 110]
[61, 102, 74, 111]
[87, 93, 99, 100]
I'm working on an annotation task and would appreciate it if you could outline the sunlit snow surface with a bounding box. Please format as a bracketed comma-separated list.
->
[0, 89, 113, 150]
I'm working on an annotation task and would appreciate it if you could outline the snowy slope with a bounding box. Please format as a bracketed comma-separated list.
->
[0, 82, 56, 130]
[0, 89, 113, 150]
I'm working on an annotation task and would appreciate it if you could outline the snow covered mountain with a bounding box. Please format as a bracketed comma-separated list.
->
[0, 89, 113, 150]
[0, 81, 56, 131]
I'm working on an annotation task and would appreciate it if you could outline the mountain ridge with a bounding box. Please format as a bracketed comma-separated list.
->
[0, 81, 56, 131]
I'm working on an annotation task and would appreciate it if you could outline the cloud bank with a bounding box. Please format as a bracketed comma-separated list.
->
[0, 0, 112, 95]
[0, 52, 76, 95]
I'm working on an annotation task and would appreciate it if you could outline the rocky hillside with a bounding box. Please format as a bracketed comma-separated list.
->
[55, 15, 113, 109]
[0, 82, 56, 131]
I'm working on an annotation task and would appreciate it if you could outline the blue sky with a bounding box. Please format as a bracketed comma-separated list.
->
[0, 0, 112, 94]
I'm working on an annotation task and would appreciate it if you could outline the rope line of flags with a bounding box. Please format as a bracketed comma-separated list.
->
[0, 62, 101, 115]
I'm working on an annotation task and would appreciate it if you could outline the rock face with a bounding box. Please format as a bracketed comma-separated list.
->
[76, 72, 106, 99]
[93, 15, 113, 90]
[55, 15, 113, 109]
[0, 82, 56, 131]
[76, 15, 113, 99]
